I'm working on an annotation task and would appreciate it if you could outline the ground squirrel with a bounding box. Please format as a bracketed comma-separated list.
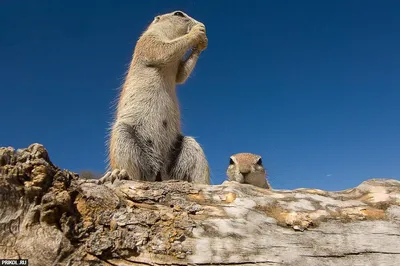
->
[226, 153, 271, 189]
[98, 11, 210, 184]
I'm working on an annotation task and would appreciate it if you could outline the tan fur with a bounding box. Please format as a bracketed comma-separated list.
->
[226, 153, 271, 189]
[99, 11, 210, 184]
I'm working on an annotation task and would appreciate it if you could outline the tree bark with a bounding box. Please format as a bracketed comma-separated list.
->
[0, 144, 399, 266]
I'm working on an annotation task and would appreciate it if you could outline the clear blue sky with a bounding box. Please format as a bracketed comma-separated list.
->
[1, 0, 399, 191]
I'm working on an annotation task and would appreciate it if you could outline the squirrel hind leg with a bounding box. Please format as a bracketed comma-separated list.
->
[167, 136, 210, 184]
[111, 122, 162, 182]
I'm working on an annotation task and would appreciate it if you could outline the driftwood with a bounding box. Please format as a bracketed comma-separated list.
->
[0, 143, 399, 266]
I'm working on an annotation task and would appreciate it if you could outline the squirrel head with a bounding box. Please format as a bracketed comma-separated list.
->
[148, 11, 202, 40]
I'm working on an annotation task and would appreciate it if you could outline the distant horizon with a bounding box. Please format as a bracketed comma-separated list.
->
[1, 0, 399, 191]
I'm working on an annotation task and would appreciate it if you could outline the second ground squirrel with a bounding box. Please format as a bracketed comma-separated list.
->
[226, 153, 271, 189]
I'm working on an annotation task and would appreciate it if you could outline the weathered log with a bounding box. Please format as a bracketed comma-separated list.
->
[0, 144, 399, 266]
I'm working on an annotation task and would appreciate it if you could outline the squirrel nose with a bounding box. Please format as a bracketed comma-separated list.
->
[240, 168, 251, 175]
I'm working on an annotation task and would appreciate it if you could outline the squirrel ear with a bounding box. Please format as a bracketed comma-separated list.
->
[153, 16, 160, 23]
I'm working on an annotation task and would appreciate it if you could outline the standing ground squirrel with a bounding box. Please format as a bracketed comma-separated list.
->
[226, 153, 271, 189]
[98, 11, 210, 184]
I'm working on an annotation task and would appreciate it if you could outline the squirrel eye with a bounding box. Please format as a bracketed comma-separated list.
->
[173, 11, 185, 17]
[256, 158, 263, 165]
[229, 158, 235, 165]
